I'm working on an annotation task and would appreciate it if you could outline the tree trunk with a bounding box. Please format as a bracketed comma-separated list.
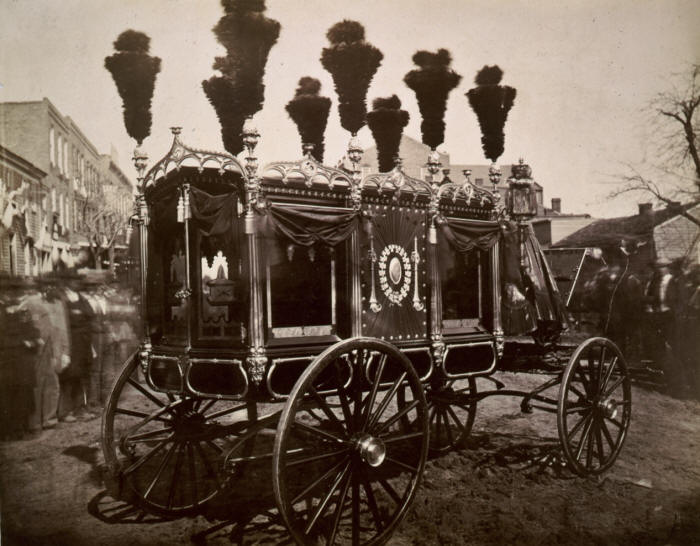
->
[109, 245, 116, 272]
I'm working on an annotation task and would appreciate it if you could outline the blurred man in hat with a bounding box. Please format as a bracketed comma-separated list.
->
[19, 276, 69, 432]
[0, 274, 40, 438]
[644, 259, 684, 396]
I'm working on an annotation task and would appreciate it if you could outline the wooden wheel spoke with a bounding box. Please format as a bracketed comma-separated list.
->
[291, 456, 350, 506]
[352, 473, 360, 546]
[292, 420, 348, 446]
[597, 346, 607, 390]
[566, 410, 591, 442]
[594, 418, 606, 464]
[362, 476, 384, 532]
[126, 377, 172, 411]
[566, 384, 588, 402]
[600, 356, 619, 392]
[368, 372, 407, 430]
[604, 416, 623, 429]
[197, 398, 217, 415]
[445, 405, 467, 436]
[327, 467, 352, 546]
[166, 443, 185, 509]
[385, 456, 418, 473]
[574, 416, 595, 462]
[334, 363, 354, 426]
[194, 442, 219, 482]
[603, 375, 626, 398]
[374, 400, 419, 435]
[377, 478, 401, 505]
[115, 407, 169, 422]
[304, 460, 352, 535]
[599, 417, 616, 449]
[143, 441, 178, 499]
[205, 403, 248, 421]
[309, 386, 346, 433]
[205, 439, 224, 454]
[286, 449, 348, 467]
[125, 426, 174, 444]
[585, 421, 596, 468]
[380, 431, 424, 443]
[187, 443, 198, 506]
[443, 411, 456, 446]
[361, 354, 387, 431]
[123, 436, 172, 476]
[575, 366, 592, 397]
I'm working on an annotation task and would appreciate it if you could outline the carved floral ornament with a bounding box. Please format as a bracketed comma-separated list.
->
[142, 128, 249, 191]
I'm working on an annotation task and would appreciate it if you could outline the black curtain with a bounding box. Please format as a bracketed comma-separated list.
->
[439, 217, 501, 253]
[263, 204, 360, 248]
[189, 187, 240, 261]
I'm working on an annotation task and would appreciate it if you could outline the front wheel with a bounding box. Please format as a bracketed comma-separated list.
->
[557, 337, 632, 476]
[272, 338, 429, 545]
[101, 354, 252, 516]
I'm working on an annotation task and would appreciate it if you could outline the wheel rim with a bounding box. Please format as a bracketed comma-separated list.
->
[557, 338, 632, 476]
[273, 338, 429, 545]
[101, 354, 250, 516]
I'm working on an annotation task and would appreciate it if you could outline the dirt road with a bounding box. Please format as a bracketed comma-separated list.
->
[1, 371, 699, 545]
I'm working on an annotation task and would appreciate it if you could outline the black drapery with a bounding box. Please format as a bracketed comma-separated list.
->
[189, 187, 240, 261]
[438, 217, 501, 253]
[263, 204, 360, 249]
[500, 220, 568, 338]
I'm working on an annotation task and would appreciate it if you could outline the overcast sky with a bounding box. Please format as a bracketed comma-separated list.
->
[1, 0, 698, 217]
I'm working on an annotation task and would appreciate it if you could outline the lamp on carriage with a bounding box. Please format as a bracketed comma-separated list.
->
[505, 158, 538, 219]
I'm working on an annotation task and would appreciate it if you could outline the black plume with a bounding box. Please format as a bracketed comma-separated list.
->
[202, 0, 280, 155]
[105, 30, 161, 145]
[403, 48, 461, 150]
[321, 20, 383, 135]
[285, 77, 332, 162]
[367, 95, 409, 172]
[466, 65, 516, 162]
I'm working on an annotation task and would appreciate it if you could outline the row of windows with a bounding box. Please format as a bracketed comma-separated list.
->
[48, 126, 100, 192]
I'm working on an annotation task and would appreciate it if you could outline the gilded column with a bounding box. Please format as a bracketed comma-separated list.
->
[242, 120, 266, 385]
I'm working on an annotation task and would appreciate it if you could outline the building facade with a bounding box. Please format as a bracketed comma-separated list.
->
[0, 98, 133, 274]
[0, 145, 47, 275]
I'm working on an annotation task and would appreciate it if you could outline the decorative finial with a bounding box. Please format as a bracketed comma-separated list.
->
[170, 126, 182, 136]
[302, 142, 315, 158]
[242, 118, 260, 177]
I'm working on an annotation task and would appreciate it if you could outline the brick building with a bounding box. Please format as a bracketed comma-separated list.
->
[0, 145, 47, 275]
[0, 98, 133, 274]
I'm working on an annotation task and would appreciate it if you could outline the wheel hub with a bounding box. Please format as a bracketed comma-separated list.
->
[355, 433, 386, 467]
[598, 397, 619, 419]
[174, 410, 207, 436]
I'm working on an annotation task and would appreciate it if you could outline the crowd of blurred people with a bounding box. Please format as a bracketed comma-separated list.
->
[583, 260, 700, 399]
[0, 272, 138, 440]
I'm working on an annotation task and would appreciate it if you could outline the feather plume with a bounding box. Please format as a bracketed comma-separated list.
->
[202, 0, 280, 155]
[320, 20, 383, 135]
[105, 30, 161, 145]
[403, 49, 461, 150]
[466, 65, 516, 162]
[367, 95, 409, 172]
[285, 77, 332, 162]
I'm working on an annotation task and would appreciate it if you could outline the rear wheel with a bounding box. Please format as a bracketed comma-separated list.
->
[273, 338, 429, 545]
[101, 353, 252, 516]
[399, 377, 477, 454]
[557, 337, 632, 476]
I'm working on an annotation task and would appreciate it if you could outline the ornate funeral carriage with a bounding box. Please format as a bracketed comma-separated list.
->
[101, 14, 631, 545]
[102, 127, 631, 545]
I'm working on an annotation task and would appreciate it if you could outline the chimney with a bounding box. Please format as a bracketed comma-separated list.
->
[667, 201, 682, 214]
[638, 203, 653, 215]
[551, 198, 561, 213]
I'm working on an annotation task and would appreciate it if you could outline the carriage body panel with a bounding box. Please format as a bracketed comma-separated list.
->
[136, 135, 504, 401]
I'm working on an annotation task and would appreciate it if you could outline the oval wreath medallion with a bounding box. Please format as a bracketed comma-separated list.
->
[377, 244, 412, 305]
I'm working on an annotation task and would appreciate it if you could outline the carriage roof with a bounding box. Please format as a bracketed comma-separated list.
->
[142, 130, 498, 220]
